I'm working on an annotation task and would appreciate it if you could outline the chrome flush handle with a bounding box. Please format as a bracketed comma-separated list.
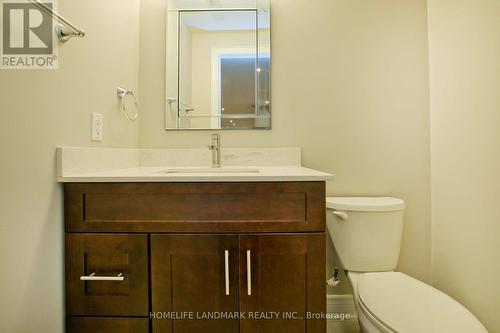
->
[331, 210, 349, 220]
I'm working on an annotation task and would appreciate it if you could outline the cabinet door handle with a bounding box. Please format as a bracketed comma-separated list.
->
[80, 272, 125, 281]
[225, 250, 230, 296]
[247, 250, 252, 296]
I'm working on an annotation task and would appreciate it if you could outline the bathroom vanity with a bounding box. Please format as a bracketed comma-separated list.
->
[58, 147, 332, 333]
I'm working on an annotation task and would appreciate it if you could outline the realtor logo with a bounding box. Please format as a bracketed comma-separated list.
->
[1, 0, 58, 69]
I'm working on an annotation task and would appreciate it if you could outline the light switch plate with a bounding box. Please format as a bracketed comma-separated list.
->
[91, 112, 103, 141]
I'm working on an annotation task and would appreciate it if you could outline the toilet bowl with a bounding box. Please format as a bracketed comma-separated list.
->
[326, 197, 488, 333]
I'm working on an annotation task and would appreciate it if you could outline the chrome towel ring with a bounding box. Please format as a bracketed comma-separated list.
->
[117, 87, 138, 121]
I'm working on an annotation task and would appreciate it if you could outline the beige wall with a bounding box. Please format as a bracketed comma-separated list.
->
[3, 0, 500, 331]
[0, 0, 140, 331]
[0, 0, 434, 331]
[428, 0, 500, 331]
[140, 0, 432, 294]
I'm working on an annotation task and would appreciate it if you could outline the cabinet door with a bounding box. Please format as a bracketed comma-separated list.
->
[66, 317, 149, 333]
[65, 234, 149, 316]
[151, 235, 239, 333]
[239, 234, 326, 333]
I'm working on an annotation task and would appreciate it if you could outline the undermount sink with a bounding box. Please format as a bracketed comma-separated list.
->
[161, 168, 260, 174]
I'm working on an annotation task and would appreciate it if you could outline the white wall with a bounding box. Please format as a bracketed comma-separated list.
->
[0, 0, 140, 331]
[428, 0, 500, 331]
[140, 0, 432, 294]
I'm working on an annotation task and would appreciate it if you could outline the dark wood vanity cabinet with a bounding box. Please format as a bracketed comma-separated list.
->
[66, 317, 149, 333]
[64, 182, 326, 333]
[238, 234, 325, 333]
[65, 234, 149, 317]
[151, 235, 240, 333]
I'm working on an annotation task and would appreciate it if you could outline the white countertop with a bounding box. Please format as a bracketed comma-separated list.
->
[56, 147, 333, 183]
[57, 166, 333, 183]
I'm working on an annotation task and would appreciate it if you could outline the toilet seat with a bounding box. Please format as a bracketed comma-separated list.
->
[357, 272, 488, 333]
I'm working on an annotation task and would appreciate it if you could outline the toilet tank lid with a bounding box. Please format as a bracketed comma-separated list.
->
[326, 197, 405, 212]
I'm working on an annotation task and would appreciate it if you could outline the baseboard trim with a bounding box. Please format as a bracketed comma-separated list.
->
[327, 294, 358, 322]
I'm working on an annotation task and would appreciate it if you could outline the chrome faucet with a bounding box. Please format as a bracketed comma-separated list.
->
[209, 134, 221, 168]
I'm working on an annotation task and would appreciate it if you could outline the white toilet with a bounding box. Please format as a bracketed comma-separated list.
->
[326, 197, 488, 333]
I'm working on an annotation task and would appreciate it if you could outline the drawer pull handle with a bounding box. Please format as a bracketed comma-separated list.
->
[80, 272, 125, 281]
[247, 250, 252, 296]
[225, 250, 230, 296]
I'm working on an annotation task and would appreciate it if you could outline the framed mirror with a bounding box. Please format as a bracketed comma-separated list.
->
[165, 0, 271, 130]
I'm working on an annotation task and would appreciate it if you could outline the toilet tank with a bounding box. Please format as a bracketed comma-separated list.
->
[326, 197, 405, 272]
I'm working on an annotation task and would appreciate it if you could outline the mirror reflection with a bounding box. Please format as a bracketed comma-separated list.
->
[166, 0, 271, 130]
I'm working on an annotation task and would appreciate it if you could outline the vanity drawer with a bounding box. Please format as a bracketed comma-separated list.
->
[64, 182, 325, 233]
[66, 317, 149, 333]
[65, 234, 149, 316]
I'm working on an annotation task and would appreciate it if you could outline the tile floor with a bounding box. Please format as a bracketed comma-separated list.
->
[328, 320, 361, 333]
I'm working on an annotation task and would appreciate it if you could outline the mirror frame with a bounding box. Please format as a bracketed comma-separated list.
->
[165, 0, 271, 131]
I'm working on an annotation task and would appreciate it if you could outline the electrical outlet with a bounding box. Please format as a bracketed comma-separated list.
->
[91, 112, 103, 141]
